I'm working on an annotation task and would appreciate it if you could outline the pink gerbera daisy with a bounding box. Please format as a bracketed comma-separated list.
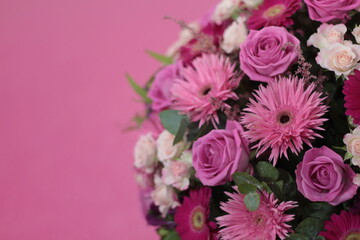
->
[216, 187, 297, 240]
[174, 187, 217, 240]
[247, 0, 302, 29]
[343, 70, 360, 125]
[171, 54, 241, 126]
[319, 210, 360, 240]
[241, 76, 328, 165]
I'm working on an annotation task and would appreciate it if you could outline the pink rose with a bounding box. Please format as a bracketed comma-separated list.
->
[239, 26, 300, 82]
[304, 0, 360, 23]
[148, 63, 181, 112]
[295, 146, 358, 206]
[192, 120, 250, 186]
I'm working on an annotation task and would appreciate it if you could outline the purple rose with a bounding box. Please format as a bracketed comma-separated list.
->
[239, 26, 300, 83]
[295, 146, 358, 206]
[304, 0, 360, 23]
[148, 63, 181, 112]
[192, 121, 250, 186]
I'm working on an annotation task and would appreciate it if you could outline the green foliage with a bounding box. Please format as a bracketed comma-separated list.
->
[159, 110, 190, 145]
[237, 183, 257, 194]
[256, 161, 279, 182]
[295, 218, 324, 239]
[146, 50, 173, 65]
[126, 74, 152, 104]
[162, 230, 180, 240]
[298, 202, 334, 222]
[244, 192, 260, 212]
[286, 234, 310, 240]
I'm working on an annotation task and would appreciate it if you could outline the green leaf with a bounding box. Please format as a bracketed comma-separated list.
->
[256, 161, 279, 181]
[163, 230, 180, 240]
[286, 234, 310, 240]
[295, 218, 324, 238]
[146, 50, 173, 65]
[126, 74, 152, 104]
[173, 117, 189, 145]
[237, 183, 257, 194]
[244, 192, 260, 211]
[159, 110, 184, 135]
[333, 145, 347, 151]
[315, 237, 325, 240]
[345, 151, 353, 161]
[232, 172, 262, 188]
[300, 202, 334, 222]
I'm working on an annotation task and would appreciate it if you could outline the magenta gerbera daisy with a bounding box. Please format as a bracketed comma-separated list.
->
[174, 187, 217, 240]
[247, 0, 302, 30]
[241, 76, 328, 165]
[344, 70, 360, 125]
[216, 187, 297, 240]
[171, 54, 241, 126]
[319, 210, 360, 240]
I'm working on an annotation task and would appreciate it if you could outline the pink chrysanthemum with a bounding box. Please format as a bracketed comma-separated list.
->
[171, 54, 241, 126]
[247, 0, 302, 29]
[174, 187, 217, 240]
[241, 76, 327, 165]
[319, 210, 360, 240]
[216, 187, 297, 240]
[344, 70, 360, 125]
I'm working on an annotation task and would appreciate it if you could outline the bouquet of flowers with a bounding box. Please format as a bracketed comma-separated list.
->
[129, 0, 360, 239]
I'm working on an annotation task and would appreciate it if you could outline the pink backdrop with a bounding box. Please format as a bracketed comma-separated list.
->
[0, 0, 218, 239]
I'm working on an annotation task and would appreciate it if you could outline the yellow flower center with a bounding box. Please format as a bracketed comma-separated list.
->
[190, 206, 206, 232]
[263, 4, 286, 18]
[344, 232, 360, 240]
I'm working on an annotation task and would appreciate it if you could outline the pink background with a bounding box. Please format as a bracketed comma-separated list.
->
[0, 0, 218, 239]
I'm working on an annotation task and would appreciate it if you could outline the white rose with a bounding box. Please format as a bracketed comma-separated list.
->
[354, 174, 360, 186]
[135, 171, 154, 189]
[316, 43, 360, 77]
[221, 16, 248, 53]
[134, 133, 157, 173]
[307, 23, 347, 50]
[162, 151, 193, 190]
[243, 0, 263, 9]
[212, 0, 242, 24]
[344, 127, 360, 166]
[352, 26, 360, 44]
[156, 130, 186, 163]
[151, 184, 180, 217]
[166, 22, 200, 57]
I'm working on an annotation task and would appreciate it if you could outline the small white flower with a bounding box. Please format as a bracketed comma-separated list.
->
[221, 16, 248, 53]
[134, 133, 157, 173]
[162, 151, 193, 190]
[212, 0, 242, 24]
[166, 22, 200, 57]
[242, 0, 263, 9]
[353, 174, 360, 186]
[352, 25, 360, 44]
[156, 130, 186, 163]
[151, 184, 180, 217]
[344, 126, 360, 166]
[307, 23, 347, 50]
[316, 42, 360, 77]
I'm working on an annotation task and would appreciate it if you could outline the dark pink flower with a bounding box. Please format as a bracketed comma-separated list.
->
[319, 210, 360, 240]
[148, 63, 182, 112]
[174, 188, 217, 240]
[247, 0, 301, 29]
[296, 146, 358, 206]
[304, 0, 360, 23]
[343, 70, 360, 125]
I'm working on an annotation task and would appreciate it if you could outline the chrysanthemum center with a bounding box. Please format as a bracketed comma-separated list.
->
[344, 232, 360, 240]
[276, 110, 293, 125]
[263, 4, 286, 18]
[190, 206, 206, 232]
[200, 85, 212, 96]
